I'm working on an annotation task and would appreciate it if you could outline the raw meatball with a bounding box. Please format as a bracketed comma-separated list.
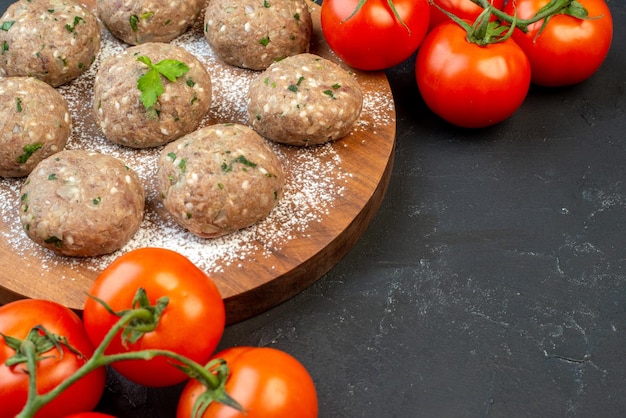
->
[247, 53, 363, 146]
[204, 0, 312, 70]
[19, 150, 145, 257]
[93, 42, 212, 148]
[0, 77, 70, 178]
[157, 123, 284, 238]
[0, 0, 101, 87]
[98, 0, 205, 45]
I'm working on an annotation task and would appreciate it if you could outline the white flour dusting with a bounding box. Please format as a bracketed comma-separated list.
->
[0, 17, 394, 276]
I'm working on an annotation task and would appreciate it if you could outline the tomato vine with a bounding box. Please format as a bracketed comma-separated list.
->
[8, 291, 242, 418]
[433, 0, 596, 45]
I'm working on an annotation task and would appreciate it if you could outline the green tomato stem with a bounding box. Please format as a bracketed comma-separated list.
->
[467, 0, 585, 33]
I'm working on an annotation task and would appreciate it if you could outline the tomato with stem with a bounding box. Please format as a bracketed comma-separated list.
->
[177, 346, 318, 418]
[82, 247, 226, 387]
[416, 19, 531, 128]
[504, 0, 613, 86]
[321, 0, 430, 70]
[0, 299, 106, 418]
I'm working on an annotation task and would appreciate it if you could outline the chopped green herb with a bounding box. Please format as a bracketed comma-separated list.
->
[16, 97, 22, 112]
[288, 84, 298, 93]
[65, 16, 84, 33]
[294, 12, 300, 21]
[186, 78, 195, 87]
[92, 197, 102, 205]
[136, 56, 190, 109]
[141, 11, 154, 19]
[17, 143, 42, 164]
[0, 21, 14, 31]
[130, 15, 139, 31]
[217, 183, 224, 190]
[167, 152, 177, 161]
[264, 0, 271, 7]
[178, 158, 187, 173]
[21, 193, 27, 201]
[185, 212, 192, 219]
[235, 155, 256, 168]
[332, 83, 341, 89]
[47, 9, 54, 13]
[323, 90, 336, 99]
[1, 41, 8, 54]
[259, 37, 270, 47]
[44, 236, 63, 248]
[48, 173, 57, 180]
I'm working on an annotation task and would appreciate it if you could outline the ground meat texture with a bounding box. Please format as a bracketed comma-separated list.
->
[247, 53, 363, 146]
[19, 150, 145, 257]
[0, 77, 70, 178]
[157, 123, 284, 238]
[0, 0, 101, 87]
[93, 42, 212, 148]
[204, 0, 312, 70]
[98, 0, 204, 45]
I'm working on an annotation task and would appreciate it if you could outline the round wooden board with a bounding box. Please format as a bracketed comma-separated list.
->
[0, 1, 395, 324]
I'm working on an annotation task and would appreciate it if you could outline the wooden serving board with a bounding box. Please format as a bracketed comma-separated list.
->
[0, 1, 395, 324]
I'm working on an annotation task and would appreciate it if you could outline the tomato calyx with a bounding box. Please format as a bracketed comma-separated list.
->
[88, 287, 169, 346]
[344, 0, 412, 34]
[185, 358, 245, 418]
[433, 1, 517, 45]
[1, 325, 84, 368]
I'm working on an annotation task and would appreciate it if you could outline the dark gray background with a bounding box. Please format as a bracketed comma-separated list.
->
[4, 0, 625, 416]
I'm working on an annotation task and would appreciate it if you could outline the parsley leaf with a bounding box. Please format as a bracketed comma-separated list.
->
[136, 56, 190, 109]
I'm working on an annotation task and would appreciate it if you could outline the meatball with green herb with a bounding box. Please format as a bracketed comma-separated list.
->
[204, 0, 312, 70]
[0, 0, 101, 87]
[247, 53, 363, 146]
[20, 150, 145, 257]
[98, 0, 204, 45]
[0, 77, 70, 178]
[93, 42, 212, 148]
[157, 123, 284, 238]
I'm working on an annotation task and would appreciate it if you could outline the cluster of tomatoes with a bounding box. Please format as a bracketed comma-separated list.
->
[0, 248, 318, 418]
[320, 0, 614, 128]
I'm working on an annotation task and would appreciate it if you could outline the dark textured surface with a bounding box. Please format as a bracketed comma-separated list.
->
[3, 0, 626, 416]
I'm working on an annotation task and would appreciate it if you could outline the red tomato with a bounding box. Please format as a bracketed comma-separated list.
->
[415, 21, 531, 128]
[0, 299, 106, 418]
[321, 0, 430, 70]
[82, 247, 226, 387]
[505, 0, 613, 86]
[176, 347, 318, 418]
[429, 0, 505, 31]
